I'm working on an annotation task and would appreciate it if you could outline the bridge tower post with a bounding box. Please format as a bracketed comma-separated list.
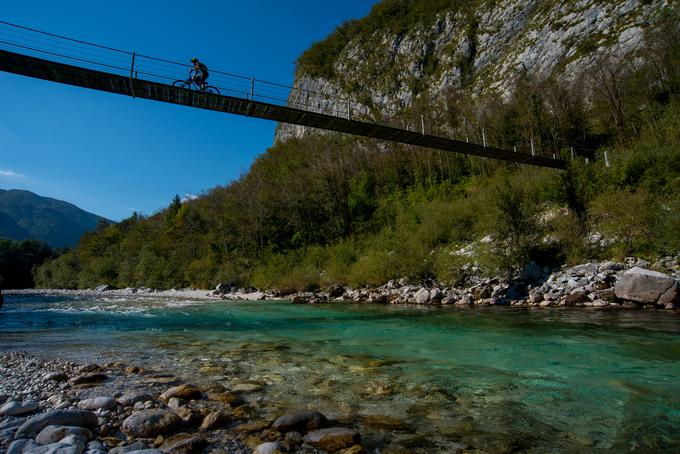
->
[129, 52, 136, 98]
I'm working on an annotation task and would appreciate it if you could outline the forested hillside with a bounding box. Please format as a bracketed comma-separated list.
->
[35, 2, 680, 291]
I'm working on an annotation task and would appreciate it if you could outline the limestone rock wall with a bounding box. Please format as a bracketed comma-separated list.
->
[276, 0, 667, 143]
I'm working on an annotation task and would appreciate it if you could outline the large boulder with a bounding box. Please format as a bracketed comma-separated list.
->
[614, 267, 679, 305]
[122, 410, 181, 438]
[15, 410, 99, 439]
[413, 288, 430, 305]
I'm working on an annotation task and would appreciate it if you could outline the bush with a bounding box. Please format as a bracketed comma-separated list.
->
[589, 189, 659, 258]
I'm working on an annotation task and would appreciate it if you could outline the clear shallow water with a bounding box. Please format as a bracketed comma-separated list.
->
[1, 295, 680, 452]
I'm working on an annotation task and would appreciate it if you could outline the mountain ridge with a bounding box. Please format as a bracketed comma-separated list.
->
[0, 188, 111, 248]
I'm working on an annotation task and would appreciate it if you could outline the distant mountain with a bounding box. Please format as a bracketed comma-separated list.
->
[0, 189, 111, 248]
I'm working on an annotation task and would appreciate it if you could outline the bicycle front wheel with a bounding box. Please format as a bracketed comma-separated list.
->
[204, 86, 220, 95]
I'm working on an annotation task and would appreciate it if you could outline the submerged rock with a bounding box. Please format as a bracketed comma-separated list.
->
[199, 410, 230, 430]
[159, 384, 202, 401]
[253, 441, 282, 454]
[159, 433, 206, 453]
[69, 374, 107, 386]
[271, 411, 329, 433]
[303, 427, 360, 452]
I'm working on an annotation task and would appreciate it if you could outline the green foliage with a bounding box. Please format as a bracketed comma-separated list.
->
[0, 238, 54, 288]
[33, 6, 680, 291]
[297, 0, 480, 79]
[590, 189, 659, 258]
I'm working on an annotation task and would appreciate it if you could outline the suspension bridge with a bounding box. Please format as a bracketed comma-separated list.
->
[0, 21, 568, 170]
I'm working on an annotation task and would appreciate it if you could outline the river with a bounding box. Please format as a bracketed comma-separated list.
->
[1, 294, 679, 452]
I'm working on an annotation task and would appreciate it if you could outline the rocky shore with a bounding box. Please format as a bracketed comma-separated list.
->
[5, 257, 679, 311]
[0, 352, 365, 454]
[286, 257, 680, 310]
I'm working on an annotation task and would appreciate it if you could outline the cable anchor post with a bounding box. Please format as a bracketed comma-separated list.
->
[250, 78, 255, 101]
[129, 52, 136, 98]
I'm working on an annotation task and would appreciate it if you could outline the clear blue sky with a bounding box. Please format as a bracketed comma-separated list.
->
[0, 0, 378, 221]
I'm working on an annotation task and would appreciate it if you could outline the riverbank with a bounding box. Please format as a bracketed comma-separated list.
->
[6, 257, 679, 311]
[3, 287, 275, 302]
[0, 351, 361, 454]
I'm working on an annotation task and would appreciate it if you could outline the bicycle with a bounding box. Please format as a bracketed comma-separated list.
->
[172, 69, 220, 95]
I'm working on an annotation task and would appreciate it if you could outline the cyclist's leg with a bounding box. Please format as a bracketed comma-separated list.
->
[200, 73, 208, 90]
[191, 71, 202, 87]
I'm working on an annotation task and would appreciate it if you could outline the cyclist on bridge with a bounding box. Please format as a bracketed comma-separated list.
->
[190, 57, 209, 90]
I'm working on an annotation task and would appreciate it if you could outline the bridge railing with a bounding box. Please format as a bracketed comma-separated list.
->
[0, 20, 586, 163]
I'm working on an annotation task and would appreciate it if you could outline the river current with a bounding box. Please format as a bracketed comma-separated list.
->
[1, 294, 679, 452]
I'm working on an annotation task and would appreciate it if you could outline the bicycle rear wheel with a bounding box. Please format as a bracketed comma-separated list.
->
[204, 86, 220, 95]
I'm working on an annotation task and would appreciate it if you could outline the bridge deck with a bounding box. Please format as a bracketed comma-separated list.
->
[0, 49, 566, 169]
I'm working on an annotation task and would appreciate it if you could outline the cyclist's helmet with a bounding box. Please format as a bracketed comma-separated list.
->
[191, 57, 198, 63]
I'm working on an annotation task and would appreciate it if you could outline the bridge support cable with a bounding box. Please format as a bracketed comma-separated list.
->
[0, 19, 570, 169]
[0, 49, 566, 169]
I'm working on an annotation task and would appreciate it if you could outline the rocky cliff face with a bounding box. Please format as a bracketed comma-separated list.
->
[276, 0, 668, 143]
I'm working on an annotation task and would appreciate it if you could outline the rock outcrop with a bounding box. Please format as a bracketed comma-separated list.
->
[276, 0, 667, 143]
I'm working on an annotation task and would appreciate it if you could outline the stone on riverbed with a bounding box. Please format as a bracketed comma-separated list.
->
[159, 433, 206, 453]
[43, 372, 69, 382]
[36, 425, 93, 444]
[159, 384, 202, 401]
[69, 374, 107, 386]
[271, 411, 329, 433]
[199, 410, 231, 430]
[253, 441, 282, 454]
[0, 399, 38, 416]
[77, 397, 117, 411]
[122, 409, 181, 438]
[303, 427, 361, 452]
[118, 392, 154, 407]
[15, 410, 99, 439]
[109, 441, 148, 453]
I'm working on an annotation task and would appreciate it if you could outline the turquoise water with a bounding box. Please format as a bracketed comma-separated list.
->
[2, 295, 680, 452]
